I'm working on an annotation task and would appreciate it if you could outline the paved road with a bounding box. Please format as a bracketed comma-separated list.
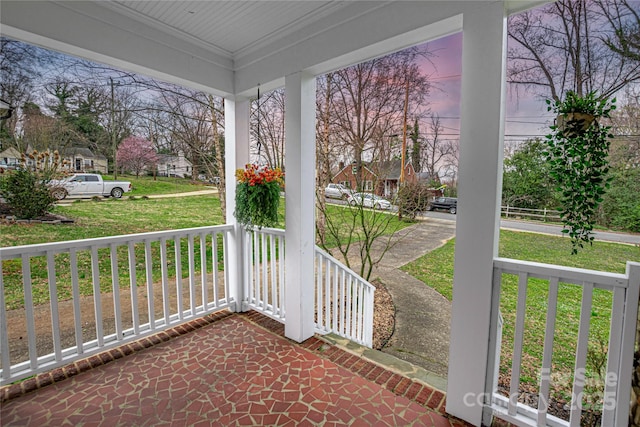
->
[326, 199, 640, 245]
[419, 210, 640, 245]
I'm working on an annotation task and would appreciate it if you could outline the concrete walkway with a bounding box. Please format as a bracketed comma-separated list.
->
[347, 218, 456, 384]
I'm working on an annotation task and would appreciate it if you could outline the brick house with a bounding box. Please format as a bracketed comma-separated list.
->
[332, 159, 418, 198]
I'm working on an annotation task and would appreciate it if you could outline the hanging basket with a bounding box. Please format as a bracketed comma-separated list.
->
[555, 112, 596, 134]
[234, 164, 284, 230]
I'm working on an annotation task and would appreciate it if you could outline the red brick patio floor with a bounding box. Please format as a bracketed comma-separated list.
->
[0, 310, 471, 426]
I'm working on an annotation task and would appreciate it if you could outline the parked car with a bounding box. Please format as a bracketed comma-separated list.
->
[49, 173, 132, 200]
[427, 197, 457, 214]
[347, 192, 392, 210]
[324, 183, 354, 199]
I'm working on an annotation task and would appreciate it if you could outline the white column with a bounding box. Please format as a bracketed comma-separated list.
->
[224, 96, 250, 312]
[446, 2, 507, 426]
[284, 72, 316, 342]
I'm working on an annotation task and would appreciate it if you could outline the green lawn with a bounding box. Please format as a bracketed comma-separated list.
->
[104, 174, 216, 196]
[1, 193, 410, 310]
[0, 195, 225, 247]
[401, 230, 640, 398]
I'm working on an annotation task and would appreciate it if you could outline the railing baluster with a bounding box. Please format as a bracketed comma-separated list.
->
[200, 234, 208, 310]
[212, 233, 219, 308]
[144, 240, 155, 330]
[602, 286, 625, 426]
[69, 249, 83, 353]
[90, 247, 104, 346]
[160, 238, 170, 324]
[346, 275, 352, 338]
[110, 244, 123, 342]
[508, 272, 529, 417]
[46, 251, 62, 361]
[0, 254, 10, 380]
[340, 269, 346, 335]
[174, 238, 183, 320]
[247, 231, 254, 305]
[333, 265, 338, 333]
[223, 230, 231, 304]
[278, 236, 285, 317]
[325, 259, 331, 332]
[269, 235, 280, 315]
[316, 252, 323, 330]
[253, 231, 259, 306]
[261, 233, 268, 310]
[188, 234, 196, 317]
[569, 282, 594, 427]
[127, 242, 139, 334]
[537, 277, 559, 426]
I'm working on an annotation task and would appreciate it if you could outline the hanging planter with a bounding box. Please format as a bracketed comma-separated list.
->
[555, 111, 595, 134]
[234, 163, 284, 230]
[545, 91, 616, 254]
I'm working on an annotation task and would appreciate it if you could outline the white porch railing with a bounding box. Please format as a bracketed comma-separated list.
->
[314, 247, 375, 347]
[1, 225, 377, 386]
[242, 227, 286, 322]
[0, 225, 234, 385]
[241, 228, 375, 347]
[487, 258, 640, 427]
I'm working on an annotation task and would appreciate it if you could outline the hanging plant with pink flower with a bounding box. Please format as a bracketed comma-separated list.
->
[234, 163, 284, 229]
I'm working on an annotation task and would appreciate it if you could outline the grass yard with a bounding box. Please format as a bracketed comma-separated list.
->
[104, 174, 216, 196]
[1, 194, 409, 310]
[0, 195, 225, 247]
[402, 229, 640, 400]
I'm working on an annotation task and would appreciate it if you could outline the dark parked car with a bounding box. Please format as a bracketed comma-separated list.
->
[427, 197, 457, 214]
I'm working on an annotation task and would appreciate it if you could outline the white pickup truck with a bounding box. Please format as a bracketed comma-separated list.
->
[50, 173, 132, 200]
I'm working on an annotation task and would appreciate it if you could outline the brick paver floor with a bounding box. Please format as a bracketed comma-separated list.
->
[1, 311, 470, 426]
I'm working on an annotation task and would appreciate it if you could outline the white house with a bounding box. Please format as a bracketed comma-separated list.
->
[0, 146, 23, 168]
[63, 146, 108, 174]
[156, 152, 193, 178]
[2, 2, 638, 426]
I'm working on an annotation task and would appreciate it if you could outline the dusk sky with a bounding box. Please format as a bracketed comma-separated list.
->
[421, 31, 555, 146]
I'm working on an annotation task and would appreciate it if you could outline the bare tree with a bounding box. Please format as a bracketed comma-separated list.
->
[609, 86, 640, 168]
[420, 114, 458, 183]
[251, 88, 285, 169]
[20, 102, 78, 153]
[598, 0, 640, 61]
[508, 0, 640, 101]
[330, 47, 432, 189]
[0, 37, 52, 146]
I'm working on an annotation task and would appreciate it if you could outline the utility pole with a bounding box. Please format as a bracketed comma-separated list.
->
[110, 77, 118, 179]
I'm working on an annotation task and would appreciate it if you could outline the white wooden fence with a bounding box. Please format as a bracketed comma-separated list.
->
[501, 206, 561, 222]
[0, 225, 233, 385]
[487, 258, 640, 427]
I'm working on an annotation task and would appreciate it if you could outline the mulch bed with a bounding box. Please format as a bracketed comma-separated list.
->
[372, 279, 395, 351]
[0, 203, 74, 224]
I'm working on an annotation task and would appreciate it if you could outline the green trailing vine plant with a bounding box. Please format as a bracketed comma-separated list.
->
[544, 91, 616, 254]
[234, 163, 284, 230]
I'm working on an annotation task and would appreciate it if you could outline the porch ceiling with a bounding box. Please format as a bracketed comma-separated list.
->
[0, 0, 545, 97]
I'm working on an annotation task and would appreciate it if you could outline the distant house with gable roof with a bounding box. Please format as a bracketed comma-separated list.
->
[331, 158, 418, 198]
[156, 152, 193, 178]
[64, 147, 108, 174]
